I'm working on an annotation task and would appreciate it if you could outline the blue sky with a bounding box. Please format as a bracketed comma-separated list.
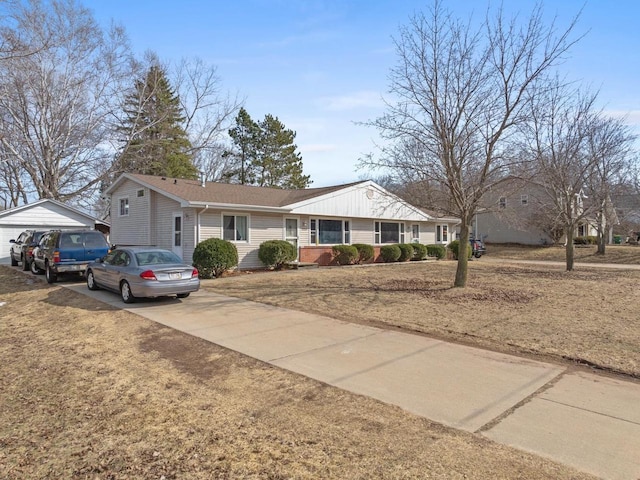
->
[85, 0, 640, 187]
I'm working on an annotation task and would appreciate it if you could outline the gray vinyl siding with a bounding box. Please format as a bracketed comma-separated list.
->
[151, 191, 183, 250]
[110, 179, 151, 246]
[197, 210, 285, 269]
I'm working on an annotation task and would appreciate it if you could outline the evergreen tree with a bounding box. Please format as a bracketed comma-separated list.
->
[257, 114, 310, 189]
[224, 107, 261, 184]
[224, 110, 310, 189]
[117, 65, 198, 179]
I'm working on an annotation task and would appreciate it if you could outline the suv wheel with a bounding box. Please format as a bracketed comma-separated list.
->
[31, 259, 43, 275]
[45, 262, 57, 284]
[10, 254, 18, 267]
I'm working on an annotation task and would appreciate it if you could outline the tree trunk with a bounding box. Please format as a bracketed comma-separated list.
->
[565, 227, 575, 271]
[454, 224, 470, 287]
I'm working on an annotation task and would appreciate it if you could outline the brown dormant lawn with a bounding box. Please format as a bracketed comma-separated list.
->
[207, 247, 640, 379]
[0, 266, 597, 479]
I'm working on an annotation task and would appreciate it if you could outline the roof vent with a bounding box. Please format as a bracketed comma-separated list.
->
[199, 171, 206, 188]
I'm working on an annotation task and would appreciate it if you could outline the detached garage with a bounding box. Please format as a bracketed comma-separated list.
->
[0, 199, 109, 264]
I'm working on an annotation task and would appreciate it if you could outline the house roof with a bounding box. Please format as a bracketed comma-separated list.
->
[109, 173, 367, 209]
[0, 198, 109, 226]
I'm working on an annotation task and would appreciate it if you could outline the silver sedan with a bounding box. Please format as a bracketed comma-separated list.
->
[86, 247, 200, 303]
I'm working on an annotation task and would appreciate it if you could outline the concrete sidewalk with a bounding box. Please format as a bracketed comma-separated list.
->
[64, 285, 640, 480]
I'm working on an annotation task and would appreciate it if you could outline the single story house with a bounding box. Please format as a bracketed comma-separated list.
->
[106, 173, 461, 268]
[0, 198, 110, 263]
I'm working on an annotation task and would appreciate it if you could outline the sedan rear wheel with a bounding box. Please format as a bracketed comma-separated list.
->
[120, 281, 135, 304]
[86, 270, 99, 291]
[176, 293, 190, 299]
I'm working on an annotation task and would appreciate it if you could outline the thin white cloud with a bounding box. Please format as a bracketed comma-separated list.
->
[604, 110, 640, 125]
[318, 90, 385, 111]
[300, 143, 337, 153]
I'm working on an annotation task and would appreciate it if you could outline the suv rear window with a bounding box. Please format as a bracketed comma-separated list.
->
[83, 231, 108, 248]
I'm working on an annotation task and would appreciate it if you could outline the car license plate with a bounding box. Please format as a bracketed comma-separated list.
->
[169, 272, 182, 280]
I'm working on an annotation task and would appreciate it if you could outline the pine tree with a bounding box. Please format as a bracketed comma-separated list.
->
[224, 108, 261, 184]
[117, 65, 197, 179]
[224, 109, 311, 189]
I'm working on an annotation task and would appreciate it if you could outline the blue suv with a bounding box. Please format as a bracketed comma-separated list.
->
[31, 230, 111, 283]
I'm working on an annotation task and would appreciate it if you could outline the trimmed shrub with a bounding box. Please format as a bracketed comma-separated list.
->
[352, 243, 374, 264]
[446, 240, 472, 260]
[574, 236, 597, 245]
[426, 244, 446, 260]
[380, 244, 401, 263]
[397, 243, 414, 262]
[332, 244, 358, 265]
[193, 238, 238, 278]
[411, 243, 428, 260]
[258, 240, 297, 269]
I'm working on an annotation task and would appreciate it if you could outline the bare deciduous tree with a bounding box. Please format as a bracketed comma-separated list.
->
[173, 57, 242, 181]
[0, 0, 133, 210]
[361, 1, 581, 287]
[583, 115, 637, 254]
[522, 82, 601, 270]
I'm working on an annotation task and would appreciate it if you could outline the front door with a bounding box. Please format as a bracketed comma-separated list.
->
[285, 218, 298, 260]
[172, 213, 183, 259]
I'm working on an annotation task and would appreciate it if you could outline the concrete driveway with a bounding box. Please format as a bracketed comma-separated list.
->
[60, 282, 640, 480]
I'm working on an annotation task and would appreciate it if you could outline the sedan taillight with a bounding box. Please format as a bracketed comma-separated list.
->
[191, 268, 199, 278]
[140, 270, 157, 281]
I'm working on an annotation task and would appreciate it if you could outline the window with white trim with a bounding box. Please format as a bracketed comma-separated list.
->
[374, 221, 405, 244]
[223, 215, 248, 242]
[309, 219, 351, 244]
[411, 224, 420, 243]
[499, 197, 507, 209]
[119, 197, 129, 217]
[436, 225, 448, 243]
[521, 194, 529, 206]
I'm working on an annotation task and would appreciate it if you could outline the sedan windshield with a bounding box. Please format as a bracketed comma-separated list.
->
[136, 251, 183, 266]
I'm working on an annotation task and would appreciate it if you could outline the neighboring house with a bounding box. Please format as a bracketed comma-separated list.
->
[106, 173, 461, 268]
[475, 177, 609, 245]
[612, 194, 640, 239]
[0, 199, 110, 263]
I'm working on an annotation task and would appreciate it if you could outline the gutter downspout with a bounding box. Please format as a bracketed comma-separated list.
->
[196, 205, 209, 249]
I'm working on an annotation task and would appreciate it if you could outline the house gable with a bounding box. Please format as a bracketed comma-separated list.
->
[285, 181, 432, 222]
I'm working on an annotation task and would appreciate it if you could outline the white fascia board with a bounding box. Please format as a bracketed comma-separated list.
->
[107, 173, 188, 206]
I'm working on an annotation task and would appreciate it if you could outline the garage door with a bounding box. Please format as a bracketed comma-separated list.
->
[0, 226, 30, 263]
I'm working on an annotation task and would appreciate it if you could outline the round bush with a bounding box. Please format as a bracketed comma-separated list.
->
[258, 240, 297, 269]
[447, 240, 471, 260]
[411, 243, 428, 260]
[380, 244, 401, 263]
[426, 244, 446, 260]
[193, 238, 238, 278]
[352, 243, 374, 264]
[397, 243, 414, 262]
[332, 244, 358, 265]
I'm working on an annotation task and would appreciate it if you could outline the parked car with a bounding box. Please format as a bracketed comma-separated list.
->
[86, 247, 200, 303]
[470, 238, 486, 258]
[31, 230, 111, 283]
[9, 230, 48, 271]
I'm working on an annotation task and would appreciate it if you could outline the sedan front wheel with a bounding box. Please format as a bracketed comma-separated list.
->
[86, 270, 99, 291]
